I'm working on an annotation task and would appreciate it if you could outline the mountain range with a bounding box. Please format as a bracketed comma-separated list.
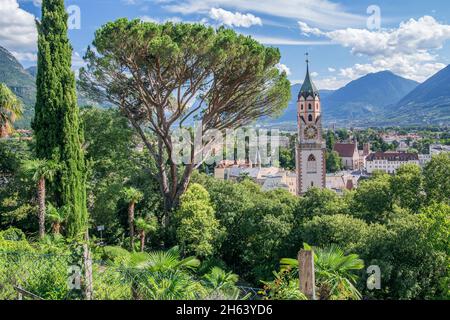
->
[386, 65, 450, 125]
[0, 46, 96, 128]
[269, 66, 450, 127]
[0, 46, 36, 128]
[0, 45, 449, 128]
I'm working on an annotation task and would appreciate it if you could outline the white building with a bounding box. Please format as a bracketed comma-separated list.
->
[366, 152, 420, 174]
[326, 171, 360, 194]
[262, 171, 297, 195]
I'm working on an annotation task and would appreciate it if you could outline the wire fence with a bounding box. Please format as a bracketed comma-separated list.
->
[0, 251, 262, 301]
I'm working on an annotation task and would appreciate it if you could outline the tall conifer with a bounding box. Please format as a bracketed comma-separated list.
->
[33, 0, 87, 238]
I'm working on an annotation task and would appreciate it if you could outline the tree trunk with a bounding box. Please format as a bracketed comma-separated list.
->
[128, 201, 135, 251]
[53, 222, 61, 235]
[37, 177, 46, 239]
[0, 124, 8, 138]
[140, 230, 145, 252]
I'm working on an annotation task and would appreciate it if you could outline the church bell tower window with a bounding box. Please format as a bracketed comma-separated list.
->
[307, 154, 317, 173]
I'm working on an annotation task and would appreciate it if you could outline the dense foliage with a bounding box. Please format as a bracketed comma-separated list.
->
[79, 19, 291, 217]
[33, 0, 87, 239]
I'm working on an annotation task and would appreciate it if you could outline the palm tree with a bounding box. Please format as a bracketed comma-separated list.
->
[21, 159, 60, 238]
[0, 83, 22, 138]
[122, 187, 144, 251]
[135, 216, 158, 252]
[46, 204, 67, 235]
[121, 246, 202, 300]
[280, 244, 364, 300]
[202, 267, 241, 299]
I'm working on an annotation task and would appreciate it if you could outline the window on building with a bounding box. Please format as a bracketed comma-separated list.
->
[301, 104, 304, 110]
[308, 103, 312, 110]
[308, 114, 313, 122]
[307, 154, 317, 173]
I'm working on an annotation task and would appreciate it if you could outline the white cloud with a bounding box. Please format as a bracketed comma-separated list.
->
[160, 0, 366, 30]
[314, 76, 348, 90]
[299, 16, 450, 82]
[276, 63, 291, 75]
[249, 35, 333, 46]
[0, 0, 37, 54]
[11, 51, 37, 62]
[311, 71, 319, 77]
[140, 16, 182, 23]
[209, 8, 262, 28]
[298, 21, 324, 37]
[328, 67, 336, 72]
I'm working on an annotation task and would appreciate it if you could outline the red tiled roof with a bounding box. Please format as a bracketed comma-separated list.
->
[333, 143, 357, 158]
[366, 152, 419, 162]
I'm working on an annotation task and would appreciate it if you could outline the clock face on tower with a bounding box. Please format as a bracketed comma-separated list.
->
[304, 125, 318, 139]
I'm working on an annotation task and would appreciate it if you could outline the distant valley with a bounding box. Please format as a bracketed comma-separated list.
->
[1, 45, 449, 129]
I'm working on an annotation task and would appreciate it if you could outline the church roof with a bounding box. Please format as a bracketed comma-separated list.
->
[299, 58, 320, 100]
[333, 143, 358, 158]
[366, 152, 419, 162]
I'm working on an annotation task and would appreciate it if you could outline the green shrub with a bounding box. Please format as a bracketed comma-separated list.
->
[0, 227, 26, 241]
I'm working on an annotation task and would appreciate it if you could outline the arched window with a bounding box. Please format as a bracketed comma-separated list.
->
[308, 114, 313, 122]
[307, 154, 317, 173]
[308, 103, 312, 110]
[300, 104, 304, 110]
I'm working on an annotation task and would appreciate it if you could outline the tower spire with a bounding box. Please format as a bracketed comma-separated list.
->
[305, 52, 309, 70]
[299, 52, 319, 100]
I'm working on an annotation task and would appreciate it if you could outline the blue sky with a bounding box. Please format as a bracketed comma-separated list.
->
[2, 0, 450, 89]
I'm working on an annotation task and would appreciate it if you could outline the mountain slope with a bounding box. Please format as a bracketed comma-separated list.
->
[386, 65, 450, 125]
[26, 66, 38, 77]
[322, 71, 419, 122]
[0, 46, 106, 129]
[0, 46, 36, 127]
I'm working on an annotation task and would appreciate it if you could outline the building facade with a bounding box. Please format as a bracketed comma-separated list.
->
[333, 142, 360, 170]
[366, 152, 420, 174]
[296, 57, 326, 195]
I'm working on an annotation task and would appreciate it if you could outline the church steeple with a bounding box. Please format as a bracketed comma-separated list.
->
[296, 53, 326, 195]
[299, 53, 320, 100]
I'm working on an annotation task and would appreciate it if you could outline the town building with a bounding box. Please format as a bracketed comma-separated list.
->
[326, 171, 361, 194]
[262, 170, 297, 195]
[296, 55, 326, 195]
[214, 160, 298, 195]
[333, 142, 359, 170]
[365, 152, 420, 174]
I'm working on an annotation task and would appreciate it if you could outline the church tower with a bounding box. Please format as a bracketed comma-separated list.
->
[296, 54, 326, 195]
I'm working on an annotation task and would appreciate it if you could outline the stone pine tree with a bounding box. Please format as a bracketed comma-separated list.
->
[33, 0, 87, 238]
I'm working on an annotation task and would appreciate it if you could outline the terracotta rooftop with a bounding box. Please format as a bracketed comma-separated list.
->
[333, 143, 357, 158]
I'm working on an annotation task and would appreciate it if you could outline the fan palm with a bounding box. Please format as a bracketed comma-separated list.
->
[121, 187, 144, 251]
[280, 243, 364, 300]
[21, 159, 60, 238]
[119, 246, 202, 300]
[0, 83, 22, 138]
[46, 204, 67, 235]
[134, 216, 158, 252]
[202, 267, 241, 299]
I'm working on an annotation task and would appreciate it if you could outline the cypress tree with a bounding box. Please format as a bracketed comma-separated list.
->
[33, 0, 87, 238]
